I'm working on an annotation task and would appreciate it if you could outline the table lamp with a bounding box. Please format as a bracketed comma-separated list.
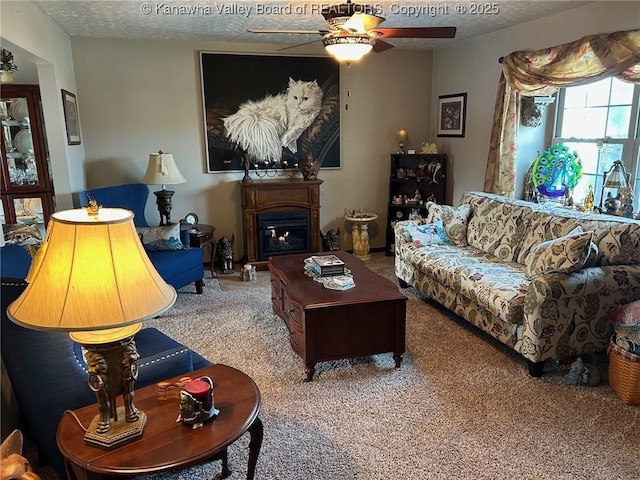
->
[141, 151, 187, 226]
[600, 160, 630, 213]
[396, 129, 408, 154]
[7, 206, 176, 448]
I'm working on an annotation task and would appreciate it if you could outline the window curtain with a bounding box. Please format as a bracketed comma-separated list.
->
[484, 29, 640, 196]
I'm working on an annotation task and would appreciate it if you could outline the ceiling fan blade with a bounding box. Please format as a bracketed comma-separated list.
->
[342, 12, 385, 34]
[372, 39, 395, 53]
[276, 39, 323, 52]
[372, 27, 457, 39]
[247, 29, 327, 35]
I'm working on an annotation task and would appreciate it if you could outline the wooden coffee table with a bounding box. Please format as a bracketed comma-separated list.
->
[269, 251, 407, 381]
[57, 364, 263, 480]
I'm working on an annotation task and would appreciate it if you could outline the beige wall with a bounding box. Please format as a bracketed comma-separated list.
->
[71, 38, 433, 253]
[432, 1, 640, 203]
[0, 1, 85, 210]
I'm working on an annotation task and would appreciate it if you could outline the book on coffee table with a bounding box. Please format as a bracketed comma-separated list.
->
[310, 255, 345, 276]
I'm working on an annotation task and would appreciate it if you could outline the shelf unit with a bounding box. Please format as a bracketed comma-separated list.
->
[385, 153, 447, 255]
[1, 85, 55, 236]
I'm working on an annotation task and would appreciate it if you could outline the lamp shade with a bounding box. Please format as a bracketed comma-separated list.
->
[141, 152, 187, 186]
[323, 35, 375, 62]
[604, 161, 628, 188]
[396, 129, 408, 142]
[7, 208, 176, 335]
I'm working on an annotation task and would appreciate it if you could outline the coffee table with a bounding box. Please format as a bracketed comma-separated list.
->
[57, 364, 263, 480]
[269, 251, 407, 381]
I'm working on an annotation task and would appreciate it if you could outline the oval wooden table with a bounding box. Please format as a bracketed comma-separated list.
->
[57, 364, 263, 480]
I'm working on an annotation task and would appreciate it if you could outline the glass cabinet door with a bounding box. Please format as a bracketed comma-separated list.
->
[0, 85, 54, 234]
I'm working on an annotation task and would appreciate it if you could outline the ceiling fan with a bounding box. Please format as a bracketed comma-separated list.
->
[247, 1, 456, 62]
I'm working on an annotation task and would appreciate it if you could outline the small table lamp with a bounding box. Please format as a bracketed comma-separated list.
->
[7, 206, 176, 448]
[141, 151, 187, 226]
[600, 160, 630, 213]
[396, 129, 408, 154]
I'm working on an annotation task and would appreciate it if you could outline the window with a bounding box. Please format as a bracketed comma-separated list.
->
[553, 77, 640, 213]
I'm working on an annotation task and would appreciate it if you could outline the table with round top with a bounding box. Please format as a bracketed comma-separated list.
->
[57, 364, 263, 480]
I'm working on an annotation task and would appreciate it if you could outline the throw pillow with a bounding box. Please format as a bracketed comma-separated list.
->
[441, 204, 471, 246]
[404, 220, 450, 247]
[137, 224, 185, 251]
[525, 230, 594, 278]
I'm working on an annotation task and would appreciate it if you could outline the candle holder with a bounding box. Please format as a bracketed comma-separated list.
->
[176, 377, 219, 429]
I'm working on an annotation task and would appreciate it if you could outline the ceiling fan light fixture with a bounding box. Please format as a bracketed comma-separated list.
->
[323, 35, 375, 62]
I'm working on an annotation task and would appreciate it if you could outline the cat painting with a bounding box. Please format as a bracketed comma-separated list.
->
[223, 78, 323, 163]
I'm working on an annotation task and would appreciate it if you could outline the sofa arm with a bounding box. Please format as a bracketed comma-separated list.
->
[519, 265, 640, 362]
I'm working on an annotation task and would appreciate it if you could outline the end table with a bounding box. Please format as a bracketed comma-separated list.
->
[181, 223, 216, 277]
[57, 364, 262, 480]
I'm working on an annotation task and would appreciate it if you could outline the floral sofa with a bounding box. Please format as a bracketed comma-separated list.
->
[394, 191, 640, 376]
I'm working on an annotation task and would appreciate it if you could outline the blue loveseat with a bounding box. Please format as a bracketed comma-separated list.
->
[1, 244, 212, 479]
[79, 183, 205, 293]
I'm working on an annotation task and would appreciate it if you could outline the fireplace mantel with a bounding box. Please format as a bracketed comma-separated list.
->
[241, 179, 323, 269]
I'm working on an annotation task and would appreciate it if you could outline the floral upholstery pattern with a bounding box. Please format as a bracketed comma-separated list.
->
[441, 204, 471, 246]
[395, 191, 640, 366]
[525, 230, 594, 278]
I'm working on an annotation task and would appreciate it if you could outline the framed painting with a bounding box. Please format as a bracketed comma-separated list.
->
[61, 89, 81, 145]
[200, 52, 340, 172]
[436, 93, 467, 138]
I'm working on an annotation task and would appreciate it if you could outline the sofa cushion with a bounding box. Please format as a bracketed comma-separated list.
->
[441, 204, 471, 246]
[466, 196, 533, 263]
[137, 224, 185, 251]
[525, 230, 594, 278]
[404, 221, 450, 247]
[411, 244, 529, 324]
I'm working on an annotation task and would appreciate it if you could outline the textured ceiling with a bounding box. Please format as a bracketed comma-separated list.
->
[33, 0, 591, 52]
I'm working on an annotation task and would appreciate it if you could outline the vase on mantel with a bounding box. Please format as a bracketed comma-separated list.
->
[298, 154, 319, 181]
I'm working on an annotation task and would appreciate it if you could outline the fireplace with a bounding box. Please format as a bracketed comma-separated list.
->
[241, 179, 322, 269]
[258, 211, 310, 261]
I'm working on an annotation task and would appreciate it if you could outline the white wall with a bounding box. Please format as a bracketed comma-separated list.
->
[71, 37, 433, 253]
[432, 1, 640, 204]
[0, 1, 84, 210]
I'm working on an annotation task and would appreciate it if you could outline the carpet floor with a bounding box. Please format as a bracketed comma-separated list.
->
[30, 253, 639, 480]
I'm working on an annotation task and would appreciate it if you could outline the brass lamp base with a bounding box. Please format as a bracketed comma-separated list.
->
[85, 408, 147, 449]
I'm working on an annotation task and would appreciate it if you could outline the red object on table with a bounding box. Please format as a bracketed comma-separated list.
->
[184, 378, 212, 410]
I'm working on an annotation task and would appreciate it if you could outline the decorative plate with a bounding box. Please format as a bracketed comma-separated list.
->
[532, 144, 582, 198]
[395, 210, 404, 219]
[9, 98, 29, 123]
[14, 129, 33, 155]
[184, 212, 198, 225]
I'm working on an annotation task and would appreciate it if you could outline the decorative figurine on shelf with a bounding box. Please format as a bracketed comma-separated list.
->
[298, 153, 320, 181]
[216, 235, 235, 274]
[415, 159, 427, 181]
[420, 142, 438, 154]
[583, 184, 595, 212]
[321, 228, 341, 251]
[413, 190, 422, 203]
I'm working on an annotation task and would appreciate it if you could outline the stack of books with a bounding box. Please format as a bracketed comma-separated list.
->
[310, 255, 345, 276]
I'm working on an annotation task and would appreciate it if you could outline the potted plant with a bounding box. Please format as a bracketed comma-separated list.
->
[1, 49, 18, 84]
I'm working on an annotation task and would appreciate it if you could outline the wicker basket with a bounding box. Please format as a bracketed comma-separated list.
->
[608, 340, 640, 405]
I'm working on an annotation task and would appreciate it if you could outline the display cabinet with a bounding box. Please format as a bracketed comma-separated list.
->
[0, 85, 54, 236]
[385, 153, 446, 255]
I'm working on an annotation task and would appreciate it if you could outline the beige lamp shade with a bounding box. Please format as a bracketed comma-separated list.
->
[141, 152, 187, 186]
[396, 129, 408, 142]
[7, 208, 176, 337]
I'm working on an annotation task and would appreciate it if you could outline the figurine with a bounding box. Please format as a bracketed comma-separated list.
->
[413, 190, 422, 203]
[583, 184, 594, 212]
[620, 185, 634, 218]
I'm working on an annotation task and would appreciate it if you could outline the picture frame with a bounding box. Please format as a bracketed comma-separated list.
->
[61, 89, 81, 145]
[436, 93, 467, 138]
[199, 52, 340, 172]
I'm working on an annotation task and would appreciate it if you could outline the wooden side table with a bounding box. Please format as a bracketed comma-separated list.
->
[182, 223, 216, 277]
[57, 364, 263, 480]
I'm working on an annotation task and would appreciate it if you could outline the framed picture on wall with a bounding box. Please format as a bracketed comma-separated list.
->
[199, 52, 340, 172]
[436, 93, 467, 138]
[61, 89, 81, 145]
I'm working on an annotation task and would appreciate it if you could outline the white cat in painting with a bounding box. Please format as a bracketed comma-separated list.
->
[223, 78, 323, 163]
